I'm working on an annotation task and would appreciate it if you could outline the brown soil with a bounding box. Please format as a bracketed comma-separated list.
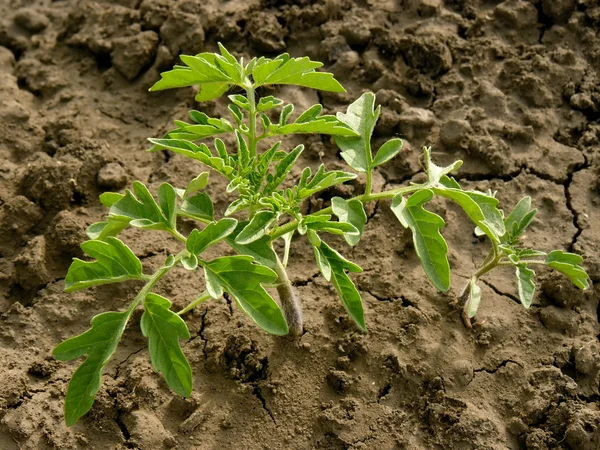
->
[1, 0, 600, 448]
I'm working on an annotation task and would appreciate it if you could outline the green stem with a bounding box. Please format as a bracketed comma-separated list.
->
[365, 170, 373, 197]
[245, 81, 257, 160]
[270, 183, 424, 240]
[177, 291, 211, 315]
[169, 229, 187, 243]
[127, 250, 187, 315]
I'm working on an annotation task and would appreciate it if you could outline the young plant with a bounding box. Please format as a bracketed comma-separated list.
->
[53, 44, 590, 426]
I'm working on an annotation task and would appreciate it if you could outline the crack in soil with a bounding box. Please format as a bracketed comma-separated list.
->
[252, 386, 277, 425]
[480, 279, 520, 305]
[474, 359, 523, 375]
[113, 346, 147, 380]
[563, 163, 589, 252]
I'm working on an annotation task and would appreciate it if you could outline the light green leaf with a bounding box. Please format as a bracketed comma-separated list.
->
[423, 147, 463, 186]
[334, 92, 380, 172]
[517, 249, 547, 259]
[181, 253, 199, 270]
[141, 294, 192, 397]
[86, 219, 129, 241]
[186, 218, 238, 255]
[516, 264, 536, 308]
[432, 187, 505, 242]
[391, 189, 450, 292]
[545, 250, 590, 290]
[313, 246, 332, 281]
[319, 242, 365, 331]
[252, 55, 345, 92]
[147, 139, 234, 177]
[183, 172, 209, 198]
[235, 211, 277, 245]
[65, 237, 143, 292]
[467, 279, 482, 318]
[201, 256, 288, 335]
[226, 221, 278, 268]
[331, 197, 367, 246]
[295, 165, 357, 199]
[275, 116, 357, 137]
[179, 192, 214, 222]
[158, 183, 177, 229]
[372, 138, 403, 167]
[53, 310, 132, 426]
[99, 192, 125, 208]
[306, 220, 359, 238]
[264, 145, 304, 193]
[109, 181, 171, 231]
[257, 96, 284, 111]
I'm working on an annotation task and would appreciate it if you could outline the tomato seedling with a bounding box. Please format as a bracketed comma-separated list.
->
[54, 44, 590, 425]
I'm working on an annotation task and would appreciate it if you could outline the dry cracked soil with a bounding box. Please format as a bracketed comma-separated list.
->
[1, 0, 600, 449]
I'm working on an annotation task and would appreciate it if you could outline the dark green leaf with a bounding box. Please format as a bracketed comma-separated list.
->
[186, 218, 238, 255]
[391, 189, 450, 292]
[53, 310, 132, 426]
[331, 197, 367, 246]
[65, 238, 143, 292]
[109, 181, 170, 230]
[158, 183, 177, 229]
[201, 256, 288, 335]
[141, 294, 192, 397]
[545, 250, 590, 290]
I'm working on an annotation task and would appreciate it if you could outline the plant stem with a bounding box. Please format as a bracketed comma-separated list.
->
[127, 250, 186, 314]
[177, 291, 211, 315]
[365, 170, 373, 197]
[270, 183, 424, 240]
[273, 250, 303, 336]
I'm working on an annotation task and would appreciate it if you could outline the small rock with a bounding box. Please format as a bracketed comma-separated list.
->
[398, 35, 452, 77]
[247, 12, 286, 53]
[46, 210, 87, 256]
[123, 410, 175, 450]
[14, 235, 51, 291]
[494, 0, 538, 30]
[398, 107, 436, 138]
[327, 369, 353, 394]
[160, 10, 204, 56]
[14, 8, 49, 33]
[570, 93, 595, 112]
[0, 45, 16, 72]
[539, 306, 579, 335]
[97, 162, 128, 189]
[541, 0, 577, 24]
[111, 31, 159, 81]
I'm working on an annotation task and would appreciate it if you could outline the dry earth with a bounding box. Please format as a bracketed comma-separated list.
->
[1, 0, 600, 449]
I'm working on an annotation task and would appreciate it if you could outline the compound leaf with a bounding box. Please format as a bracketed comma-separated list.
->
[391, 189, 450, 292]
[186, 218, 238, 255]
[516, 264, 536, 308]
[109, 182, 171, 230]
[252, 55, 345, 92]
[141, 294, 192, 397]
[331, 197, 367, 246]
[423, 147, 463, 186]
[264, 145, 304, 193]
[319, 242, 365, 331]
[53, 310, 132, 426]
[65, 237, 143, 292]
[545, 250, 590, 290]
[275, 115, 357, 137]
[334, 92, 380, 172]
[235, 211, 277, 245]
[201, 256, 288, 335]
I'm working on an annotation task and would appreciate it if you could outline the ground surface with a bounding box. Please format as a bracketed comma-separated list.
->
[0, 0, 600, 448]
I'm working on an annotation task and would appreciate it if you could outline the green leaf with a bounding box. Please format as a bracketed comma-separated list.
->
[517, 249, 547, 259]
[201, 256, 288, 335]
[264, 145, 304, 193]
[147, 139, 234, 177]
[334, 92, 380, 172]
[109, 182, 171, 231]
[235, 130, 249, 170]
[65, 237, 143, 292]
[53, 310, 132, 426]
[516, 264, 536, 308]
[183, 172, 209, 198]
[235, 211, 277, 245]
[331, 197, 367, 246]
[179, 192, 214, 222]
[545, 250, 590, 290]
[181, 253, 199, 270]
[275, 115, 357, 137]
[99, 192, 125, 208]
[186, 218, 238, 255]
[432, 187, 505, 243]
[158, 183, 177, 229]
[372, 138, 403, 167]
[226, 221, 278, 268]
[306, 220, 359, 237]
[141, 294, 192, 397]
[251, 55, 345, 92]
[391, 189, 450, 292]
[86, 219, 129, 241]
[257, 96, 284, 111]
[319, 242, 365, 331]
[467, 279, 482, 318]
[313, 245, 332, 281]
[295, 165, 357, 199]
[423, 147, 463, 186]
[505, 197, 531, 231]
